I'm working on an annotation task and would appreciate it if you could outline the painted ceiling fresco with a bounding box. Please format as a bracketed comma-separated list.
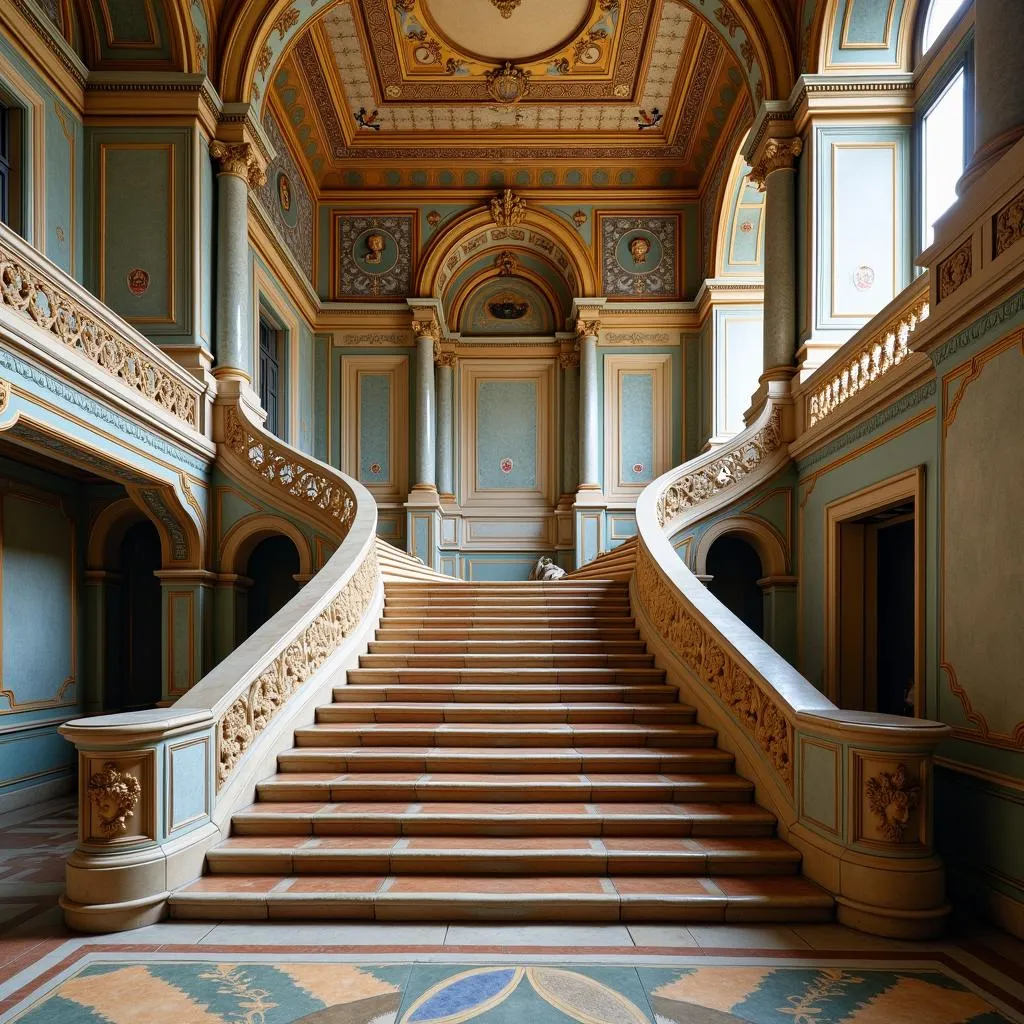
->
[271, 0, 750, 190]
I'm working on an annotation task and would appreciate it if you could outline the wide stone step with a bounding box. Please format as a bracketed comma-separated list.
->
[345, 668, 666, 686]
[367, 639, 649, 654]
[169, 874, 833, 923]
[332, 684, 679, 704]
[385, 584, 628, 595]
[206, 836, 800, 877]
[277, 746, 735, 775]
[293, 723, 718, 749]
[230, 800, 778, 838]
[380, 613, 637, 626]
[359, 653, 655, 669]
[375, 627, 642, 641]
[315, 701, 697, 724]
[257, 772, 754, 804]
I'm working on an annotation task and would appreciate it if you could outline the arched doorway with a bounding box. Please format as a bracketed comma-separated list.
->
[117, 520, 163, 711]
[245, 534, 301, 638]
[706, 534, 764, 638]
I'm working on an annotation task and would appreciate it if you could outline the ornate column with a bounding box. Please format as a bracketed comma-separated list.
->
[576, 317, 602, 494]
[750, 137, 802, 381]
[406, 305, 444, 569]
[209, 140, 266, 382]
[410, 315, 440, 495]
[572, 303, 606, 567]
[559, 344, 580, 498]
[435, 347, 457, 501]
[962, 0, 1024, 191]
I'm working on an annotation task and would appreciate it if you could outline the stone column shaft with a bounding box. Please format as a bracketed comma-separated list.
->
[751, 138, 802, 376]
[413, 330, 438, 491]
[560, 353, 580, 496]
[210, 141, 266, 380]
[972, 0, 1024, 174]
[577, 323, 601, 491]
[436, 355, 455, 499]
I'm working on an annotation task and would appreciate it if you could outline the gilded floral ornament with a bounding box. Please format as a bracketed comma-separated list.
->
[87, 761, 142, 836]
[994, 187, 1024, 257]
[489, 188, 526, 228]
[866, 762, 921, 841]
[484, 62, 531, 104]
[937, 239, 972, 301]
[495, 250, 518, 277]
[489, 0, 523, 17]
[0, 379, 10, 413]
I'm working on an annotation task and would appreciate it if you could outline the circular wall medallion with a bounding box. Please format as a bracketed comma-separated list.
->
[614, 229, 664, 275]
[632, 463, 645, 474]
[351, 228, 400, 275]
[576, 42, 601, 64]
[369, 463, 382, 475]
[740, 220, 754, 233]
[421, 0, 589, 62]
[126, 268, 150, 296]
[500, 457, 514, 474]
[853, 265, 876, 291]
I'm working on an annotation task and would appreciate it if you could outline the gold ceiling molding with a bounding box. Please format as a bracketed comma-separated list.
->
[489, 0, 523, 17]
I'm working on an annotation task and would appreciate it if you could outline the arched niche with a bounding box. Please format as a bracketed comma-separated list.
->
[219, 514, 314, 578]
[693, 514, 788, 578]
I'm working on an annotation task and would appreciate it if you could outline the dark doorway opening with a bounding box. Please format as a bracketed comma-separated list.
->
[114, 520, 163, 711]
[706, 534, 764, 638]
[245, 534, 300, 638]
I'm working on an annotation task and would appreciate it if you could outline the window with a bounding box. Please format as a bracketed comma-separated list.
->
[922, 0, 967, 53]
[921, 68, 966, 247]
[258, 317, 282, 437]
[0, 102, 10, 225]
[0, 96, 24, 234]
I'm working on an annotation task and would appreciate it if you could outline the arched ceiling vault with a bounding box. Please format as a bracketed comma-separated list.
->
[217, 0, 798, 192]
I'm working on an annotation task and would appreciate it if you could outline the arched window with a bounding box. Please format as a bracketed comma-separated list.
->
[916, 0, 973, 250]
[922, 0, 967, 53]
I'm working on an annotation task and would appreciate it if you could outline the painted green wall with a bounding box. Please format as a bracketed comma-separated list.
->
[0, 35, 85, 279]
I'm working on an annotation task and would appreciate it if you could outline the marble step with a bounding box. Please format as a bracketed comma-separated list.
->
[292, 723, 718, 749]
[359, 653, 656, 669]
[206, 836, 801, 877]
[229, 800, 778, 838]
[375, 627, 642, 641]
[276, 746, 736, 775]
[315, 701, 697, 724]
[380, 612, 637, 624]
[256, 772, 755, 804]
[168, 874, 834, 923]
[385, 584, 628, 595]
[345, 668, 667, 686]
[332, 684, 680, 704]
[367, 639, 649, 654]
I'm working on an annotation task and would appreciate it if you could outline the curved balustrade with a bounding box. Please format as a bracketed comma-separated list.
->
[631, 385, 952, 939]
[59, 397, 382, 932]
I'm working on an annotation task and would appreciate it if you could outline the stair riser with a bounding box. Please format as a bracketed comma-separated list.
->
[231, 819, 776, 839]
[207, 853, 798, 877]
[346, 671, 666, 685]
[367, 642, 649, 654]
[257, 783, 754, 803]
[360, 656, 656, 669]
[332, 686, 679, 704]
[315, 707, 696, 724]
[376, 630, 642, 641]
[292, 730, 717, 749]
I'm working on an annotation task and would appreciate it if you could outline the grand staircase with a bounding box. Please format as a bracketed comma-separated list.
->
[170, 579, 833, 922]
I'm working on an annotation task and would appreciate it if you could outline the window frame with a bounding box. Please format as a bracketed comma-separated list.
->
[914, 24, 974, 256]
[257, 312, 285, 439]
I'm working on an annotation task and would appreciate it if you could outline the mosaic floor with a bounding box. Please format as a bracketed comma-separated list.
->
[0, 800, 1022, 1024]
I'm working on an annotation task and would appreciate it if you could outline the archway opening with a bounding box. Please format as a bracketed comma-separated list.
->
[706, 534, 764, 638]
[245, 534, 301, 638]
[114, 520, 163, 712]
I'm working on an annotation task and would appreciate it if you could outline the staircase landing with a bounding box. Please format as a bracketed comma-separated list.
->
[170, 581, 832, 923]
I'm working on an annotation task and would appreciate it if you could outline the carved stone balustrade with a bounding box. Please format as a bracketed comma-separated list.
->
[59, 396, 380, 931]
[633, 389, 952, 939]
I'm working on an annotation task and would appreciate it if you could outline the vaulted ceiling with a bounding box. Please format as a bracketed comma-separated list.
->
[269, 0, 761, 191]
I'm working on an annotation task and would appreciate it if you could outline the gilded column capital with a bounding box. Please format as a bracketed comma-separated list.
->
[411, 317, 442, 345]
[575, 318, 602, 343]
[435, 349, 458, 369]
[749, 137, 803, 192]
[559, 349, 580, 370]
[209, 140, 267, 189]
